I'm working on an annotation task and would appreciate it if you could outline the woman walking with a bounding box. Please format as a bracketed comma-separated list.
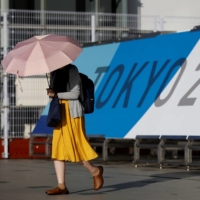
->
[45, 64, 103, 195]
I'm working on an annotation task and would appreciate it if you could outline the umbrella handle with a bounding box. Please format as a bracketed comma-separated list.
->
[46, 73, 50, 88]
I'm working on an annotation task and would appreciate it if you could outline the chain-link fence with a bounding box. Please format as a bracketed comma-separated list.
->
[5, 10, 158, 46]
[0, 9, 200, 144]
[0, 9, 158, 141]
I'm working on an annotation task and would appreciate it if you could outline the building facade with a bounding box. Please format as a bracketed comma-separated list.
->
[1, 0, 139, 15]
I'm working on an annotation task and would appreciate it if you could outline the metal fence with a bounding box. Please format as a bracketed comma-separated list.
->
[4, 10, 158, 46]
[0, 9, 200, 158]
[0, 9, 158, 142]
[163, 16, 200, 32]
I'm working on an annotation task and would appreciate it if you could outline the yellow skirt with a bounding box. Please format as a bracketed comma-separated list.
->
[51, 100, 98, 162]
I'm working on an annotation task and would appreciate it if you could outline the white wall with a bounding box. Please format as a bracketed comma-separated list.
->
[140, 0, 200, 17]
[140, 0, 200, 31]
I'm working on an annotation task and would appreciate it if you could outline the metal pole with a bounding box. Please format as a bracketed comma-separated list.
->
[1, 0, 9, 11]
[153, 17, 157, 32]
[159, 17, 164, 32]
[3, 12, 9, 159]
[95, 0, 99, 41]
[122, 0, 127, 31]
[40, 0, 46, 34]
[161, 18, 164, 31]
[91, 15, 95, 42]
[95, 0, 99, 14]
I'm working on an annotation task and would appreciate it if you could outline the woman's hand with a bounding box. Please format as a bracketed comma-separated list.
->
[46, 88, 56, 97]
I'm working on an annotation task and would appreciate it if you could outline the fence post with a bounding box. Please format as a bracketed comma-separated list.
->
[91, 15, 95, 42]
[41, 0, 46, 34]
[95, 0, 99, 41]
[3, 11, 9, 159]
[159, 17, 164, 31]
[160, 17, 164, 31]
[153, 17, 157, 32]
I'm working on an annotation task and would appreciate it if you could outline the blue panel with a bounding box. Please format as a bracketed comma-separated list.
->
[74, 43, 120, 89]
[135, 135, 160, 139]
[160, 136, 187, 140]
[32, 43, 119, 135]
[41, 102, 50, 116]
[32, 31, 200, 138]
[85, 31, 200, 138]
[188, 136, 200, 140]
[32, 116, 53, 135]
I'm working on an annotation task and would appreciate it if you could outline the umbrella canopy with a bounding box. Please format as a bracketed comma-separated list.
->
[1, 34, 82, 76]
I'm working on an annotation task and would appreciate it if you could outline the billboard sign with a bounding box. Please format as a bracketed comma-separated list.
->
[33, 30, 200, 139]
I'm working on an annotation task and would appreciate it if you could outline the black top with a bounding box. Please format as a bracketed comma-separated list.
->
[49, 64, 84, 102]
[50, 65, 70, 93]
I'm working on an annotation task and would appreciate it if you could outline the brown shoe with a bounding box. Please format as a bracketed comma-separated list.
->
[45, 187, 69, 195]
[93, 166, 104, 190]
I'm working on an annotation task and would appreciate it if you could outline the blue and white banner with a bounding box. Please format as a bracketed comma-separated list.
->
[32, 30, 200, 139]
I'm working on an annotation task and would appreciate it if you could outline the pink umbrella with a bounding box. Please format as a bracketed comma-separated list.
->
[1, 34, 82, 76]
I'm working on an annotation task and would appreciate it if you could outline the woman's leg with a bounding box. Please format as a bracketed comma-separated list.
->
[78, 160, 99, 176]
[54, 160, 66, 189]
[46, 160, 69, 195]
[79, 160, 104, 190]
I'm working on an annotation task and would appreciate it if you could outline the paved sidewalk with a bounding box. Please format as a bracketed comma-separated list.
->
[1, 159, 200, 200]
